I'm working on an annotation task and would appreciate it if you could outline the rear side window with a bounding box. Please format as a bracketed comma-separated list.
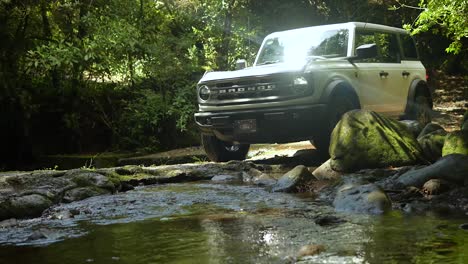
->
[400, 34, 418, 60]
[355, 30, 401, 63]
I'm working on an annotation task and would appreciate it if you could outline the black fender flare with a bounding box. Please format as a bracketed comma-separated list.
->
[319, 79, 361, 109]
[404, 79, 433, 115]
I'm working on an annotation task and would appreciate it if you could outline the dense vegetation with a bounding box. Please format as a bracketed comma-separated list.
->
[0, 0, 466, 169]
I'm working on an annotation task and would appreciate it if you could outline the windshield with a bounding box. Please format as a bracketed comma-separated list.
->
[255, 28, 349, 66]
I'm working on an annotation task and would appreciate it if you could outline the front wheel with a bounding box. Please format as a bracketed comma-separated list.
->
[201, 135, 250, 162]
[313, 94, 357, 156]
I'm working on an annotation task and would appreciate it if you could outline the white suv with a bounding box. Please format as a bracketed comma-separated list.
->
[195, 22, 433, 161]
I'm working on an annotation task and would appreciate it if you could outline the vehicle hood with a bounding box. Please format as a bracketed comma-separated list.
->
[199, 63, 305, 84]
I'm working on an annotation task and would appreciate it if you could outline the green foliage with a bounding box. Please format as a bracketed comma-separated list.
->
[403, 0, 468, 54]
[0, 0, 467, 169]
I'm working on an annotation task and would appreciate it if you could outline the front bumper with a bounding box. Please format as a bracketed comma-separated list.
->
[194, 104, 327, 144]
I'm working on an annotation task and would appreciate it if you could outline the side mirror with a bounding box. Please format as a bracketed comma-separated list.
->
[346, 43, 378, 62]
[355, 43, 377, 59]
[236, 59, 247, 70]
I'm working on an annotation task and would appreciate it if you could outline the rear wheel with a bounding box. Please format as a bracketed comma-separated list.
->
[201, 135, 250, 162]
[411, 95, 432, 127]
[313, 94, 357, 155]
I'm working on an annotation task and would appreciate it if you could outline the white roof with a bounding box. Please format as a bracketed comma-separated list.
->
[266, 22, 408, 38]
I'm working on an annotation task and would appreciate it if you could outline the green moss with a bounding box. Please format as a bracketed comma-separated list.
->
[118, 173, 154, 182]
[330, 110, 425, 172]
[442, 131, 468, 156]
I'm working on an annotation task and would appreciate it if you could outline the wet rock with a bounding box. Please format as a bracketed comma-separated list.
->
[312, 159, 344, 180]
[417, 123, 445, 139]
[0, 218, 17, 228]
[422, 179, 450, 195]
[63, 187, 111, 203]
[333, 184, 391, 214]
[398, 154, 468, 187]
[252, 174, 277, 186]
[27, 230, 48, 241]
[8, 194, 53, 219]
[272, 165, 314, 193]
[400, 120, 423, 138]
[66, 171, 116, 192]
[120, 182, 135, 192]
[460, 223, 468, 230]
[442, 131, 468, 156]
[329, 110, 426, 172]
[297, 244, 325, 258]
[211, 174, 242, 183]
[418, 129, 447, 161]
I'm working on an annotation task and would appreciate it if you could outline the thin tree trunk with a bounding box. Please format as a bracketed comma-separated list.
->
[217, 0, 236, 70]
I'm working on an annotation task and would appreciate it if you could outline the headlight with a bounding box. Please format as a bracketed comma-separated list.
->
[292, 76, 310, 95]
[199, 85, 211, 101]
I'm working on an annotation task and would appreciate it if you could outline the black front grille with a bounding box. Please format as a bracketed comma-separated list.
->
[208, 77, 291, 102]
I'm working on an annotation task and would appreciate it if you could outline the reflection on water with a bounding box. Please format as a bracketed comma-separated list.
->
[0, 183, 467, 264]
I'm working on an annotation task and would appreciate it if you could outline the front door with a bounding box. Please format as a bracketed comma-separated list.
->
[353, 30, 407, 117]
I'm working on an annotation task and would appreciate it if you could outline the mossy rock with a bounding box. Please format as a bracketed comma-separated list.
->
[1, 194, 53, 220]
[418, 129, 447, 162]
[442, 131, 468, 156]
[329, 110, 426, 172]
[418, 123, 445, 139]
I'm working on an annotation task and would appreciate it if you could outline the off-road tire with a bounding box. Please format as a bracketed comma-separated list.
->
[201, 135, 250, 162]
[411, 95, 432, 127]
[313, 94, 357, 156]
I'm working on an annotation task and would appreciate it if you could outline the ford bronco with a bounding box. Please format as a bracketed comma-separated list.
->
[194, 22, 433, 161]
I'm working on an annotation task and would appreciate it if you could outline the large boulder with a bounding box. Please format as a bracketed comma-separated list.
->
[418, 129, 447, 162]
[329, 110, 426, 172]
[333, 183, 391, 214]
[442, 131, 468, 156]
[272, 165, 314, 192]
[397, 154, 468, 187]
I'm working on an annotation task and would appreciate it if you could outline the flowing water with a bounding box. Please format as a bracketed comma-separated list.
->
[0, 182, 467, 263]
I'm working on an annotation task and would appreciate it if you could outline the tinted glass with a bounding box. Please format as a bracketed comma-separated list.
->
[355, 30, 401, 63]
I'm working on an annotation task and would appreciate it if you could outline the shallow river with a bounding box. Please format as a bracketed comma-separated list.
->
[1, 182, 467, 263]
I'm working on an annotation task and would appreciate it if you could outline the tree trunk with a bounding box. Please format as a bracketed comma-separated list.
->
[217, 0, 236, 70]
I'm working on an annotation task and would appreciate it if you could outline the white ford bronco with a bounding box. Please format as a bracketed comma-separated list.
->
[195, 22, 433, 161]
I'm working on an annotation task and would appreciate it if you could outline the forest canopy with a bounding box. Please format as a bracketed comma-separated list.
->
[0, 0, 466, 169]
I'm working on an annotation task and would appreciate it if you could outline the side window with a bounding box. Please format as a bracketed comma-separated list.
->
[400, 34, 418, 60]
[355, 30, 401, 63]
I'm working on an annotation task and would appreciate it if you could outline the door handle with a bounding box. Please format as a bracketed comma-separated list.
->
[379, 71, 389, 77]
[402, 71, 410, 77]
